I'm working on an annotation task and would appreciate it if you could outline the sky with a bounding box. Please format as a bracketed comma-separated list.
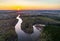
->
[0, 0, 60, 10]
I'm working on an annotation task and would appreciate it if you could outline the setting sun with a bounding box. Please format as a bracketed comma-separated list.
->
[0, 0, 60, 10]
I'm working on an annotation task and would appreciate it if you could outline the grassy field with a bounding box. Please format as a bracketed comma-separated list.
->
[0, 14, 60, 41]
[39, 25, 60, 41]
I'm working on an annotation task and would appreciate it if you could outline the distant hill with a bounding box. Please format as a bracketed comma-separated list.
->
[0, 10, 60, 17]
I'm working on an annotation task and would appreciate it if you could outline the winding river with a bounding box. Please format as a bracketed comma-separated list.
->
[15, 15, 43, 41]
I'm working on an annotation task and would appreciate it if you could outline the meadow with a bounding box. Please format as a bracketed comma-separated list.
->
[0, 10, 60, 41]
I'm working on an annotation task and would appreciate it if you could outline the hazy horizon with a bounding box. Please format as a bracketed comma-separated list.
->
[0, 0, 60, 10]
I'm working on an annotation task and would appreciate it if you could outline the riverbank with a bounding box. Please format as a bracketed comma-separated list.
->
[0, 13, 60, 41]
[39, 24, 60, 41]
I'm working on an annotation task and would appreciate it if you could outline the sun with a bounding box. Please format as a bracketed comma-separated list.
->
[17, 8, 20, 10]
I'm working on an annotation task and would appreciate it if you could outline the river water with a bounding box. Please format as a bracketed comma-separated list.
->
[15, 15, 42, 41]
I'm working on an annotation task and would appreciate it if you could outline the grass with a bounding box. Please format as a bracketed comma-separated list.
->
[0, 15, 60, 41]
[0, 26, 18, 41]
[39, 25, 60, 41]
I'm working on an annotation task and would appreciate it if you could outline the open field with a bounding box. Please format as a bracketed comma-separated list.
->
[0, 10, 60, 41]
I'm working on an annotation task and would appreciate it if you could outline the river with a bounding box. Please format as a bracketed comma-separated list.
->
[15, 15, 44, 41]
